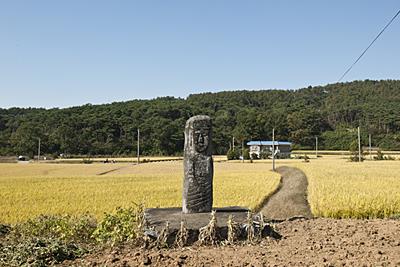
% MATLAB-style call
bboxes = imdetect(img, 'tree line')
[1,79,400,157]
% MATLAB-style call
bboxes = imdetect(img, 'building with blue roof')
[247,140,292,159]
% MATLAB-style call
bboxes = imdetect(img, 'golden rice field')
[211,155,400,219]
[1,155,400,224]
[288,156,400,218]
[0,161,279,224]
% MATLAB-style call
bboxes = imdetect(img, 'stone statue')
[182,115,213,213]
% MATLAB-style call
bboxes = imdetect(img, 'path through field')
[261,166,313,220]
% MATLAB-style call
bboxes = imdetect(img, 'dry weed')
[174,220,189,247]
[198,210,217,245]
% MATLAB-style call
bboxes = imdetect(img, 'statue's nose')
[199,134,204,142]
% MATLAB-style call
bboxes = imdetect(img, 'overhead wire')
[338,8,400,82]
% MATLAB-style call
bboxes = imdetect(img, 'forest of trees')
[1,80,400,157]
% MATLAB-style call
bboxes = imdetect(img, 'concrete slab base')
[146,206,249,229]
[144,207,280,245]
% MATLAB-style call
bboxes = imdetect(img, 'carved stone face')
[185,116,212,156]
[193,127,209,153]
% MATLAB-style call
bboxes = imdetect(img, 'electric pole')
[369,134,372,160]
[272,128,275,171]
[37,138,41,162]
[137,129,140,164]
[358,127,361,162]
[241,140,244,163]
[232,136,235,150]
[315,136,318,158]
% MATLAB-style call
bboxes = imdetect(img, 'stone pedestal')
[145,207,251,245]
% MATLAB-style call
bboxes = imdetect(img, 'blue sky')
[0,1,399,108]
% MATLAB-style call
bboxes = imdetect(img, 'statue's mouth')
[196,143,207,151]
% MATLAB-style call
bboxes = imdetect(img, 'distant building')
[18,155,27,161]
[247,141,292,159]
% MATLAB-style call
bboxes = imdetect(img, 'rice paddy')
[1,154,400,223]
[0,160,279,223]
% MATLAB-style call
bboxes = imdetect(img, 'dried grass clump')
[156,221,170,248]
[245,211,255,243]
[198,210,217,245]
[175,220,189,248]
[256,212,265,240]
[226,215,240,244]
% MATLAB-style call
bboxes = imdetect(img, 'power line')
[339,8,400,82]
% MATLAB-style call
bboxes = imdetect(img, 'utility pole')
[241,140,244,163]
[315,136,318,158]
[272,128,275,171]
[37,138,41,162]
[137,129,140,164]
[358,127,361,162]
[232,136,235,150]
[368,134,372,160]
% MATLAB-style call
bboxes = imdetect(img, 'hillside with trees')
[1,80,400,157]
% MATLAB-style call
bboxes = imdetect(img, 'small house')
[18,155,27,161]
[247,141,292,159]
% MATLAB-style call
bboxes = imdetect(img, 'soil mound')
[261,166,312,220]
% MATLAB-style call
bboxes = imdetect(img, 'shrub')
[242,148,250,160]
[0,206,148,266]
[9,214,97,244]
[92,204,145,246]
[259,151,270,159]
[374,149,396,160]
[251,153,259,160]
[0,237,86,266]
[227,149,240,160]
[1,214,97,266]
[349,140,364,162]
[374,149,385,160]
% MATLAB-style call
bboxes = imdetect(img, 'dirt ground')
[64,218,400,266]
